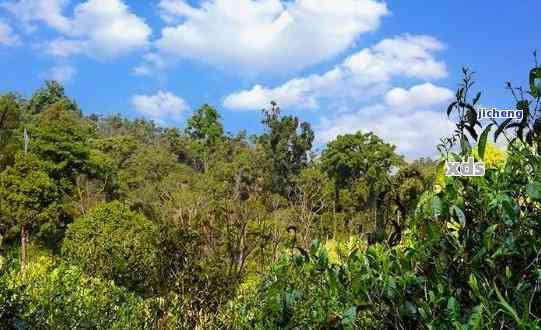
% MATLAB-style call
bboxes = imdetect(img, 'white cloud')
[131,91,189,122]
[3,0,151,58]
[224,35,447,111]
[316,103,455,160]
[155,0,389,73]
[133,53,167,76]
[343,34,447,81]
[0,20,20,46]
[384,83,454,112]
[1,0,70,31]
[45,64,77,83]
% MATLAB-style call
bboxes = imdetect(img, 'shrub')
[0,256,158,329]
[62,201,161,295]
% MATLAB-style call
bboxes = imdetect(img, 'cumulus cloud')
[316,103,455,160]
[155,0,389,73]
[1,0,70,31]
[0,20,20,46]
[133,53,168,76]
[3,0,151,58]
[384,83,454,112]
[46,64,77,83]
[131,91,189,122]
[224,35,447,111]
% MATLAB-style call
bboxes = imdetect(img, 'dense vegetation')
[0,59,541,329]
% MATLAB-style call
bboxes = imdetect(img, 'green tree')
[28,103,97,190]
[0,153,60,269]
[321,132,403,241]
[118,144,181,221]
[258,101,314,195]
[62,201,161,295]
[0,93,23,169]
[185,104,225,172]
[27,80,79,115]
[186,104,224,143]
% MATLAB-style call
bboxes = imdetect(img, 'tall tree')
[185,104,224,143]
[321,132,403,240]
[27,81,79,115]
[0,153,60,269]
[28,103,96,189]
[258,101,314,195]
[185,104,225,171]
[0,93,23,169]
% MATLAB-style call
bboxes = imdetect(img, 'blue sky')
[0,0,539,159]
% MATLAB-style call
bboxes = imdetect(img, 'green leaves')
[526,182,541,201]
[62,202,161,294]
[477,124,493,160]
[494,118,513,142]
[450,205,466,226]
[529,67,541,97]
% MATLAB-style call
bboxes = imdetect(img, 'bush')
[221,240,424,329]
[0,256,158,329]
[62,201,161,295]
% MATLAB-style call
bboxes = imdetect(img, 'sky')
[0,0,539,159]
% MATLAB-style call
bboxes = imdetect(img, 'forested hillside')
[1,61,541,329]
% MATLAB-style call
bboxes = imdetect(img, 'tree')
[118,144,181,221]
[185,104,225,172]
[321,132,403,241]
[27,81,79,115]
[0,153,60,269]
[0,93,23,169]
[186,104,224,142]
[258,101,314,195]
[62,201,161,295]
[382,165,426,246]
[28,103,97,189]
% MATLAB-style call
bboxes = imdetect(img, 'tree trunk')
[21,224,28,272]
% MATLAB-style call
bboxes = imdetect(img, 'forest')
[0,60,541,329]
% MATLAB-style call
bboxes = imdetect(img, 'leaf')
[295,247,310,262]
[328,268,339,292]
[494,118,513,142]
[527,182,541,201]
[526,130,534,145]
[530,68,541,97]
[472,92,482,106]
[446,297,460,322]
[464,125,478,141]
[450,205,466,226]
[534,118,541,136]
[478,124,493,160]
[341,306,357,326]
[456,88,464,101]
[447,101,458,117]
[494,284,521,325]
[431,196,444,219]
[465,104,478,127]
[460,134,471,155]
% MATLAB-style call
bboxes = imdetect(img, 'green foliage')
[258,101,314,195]
[186,104,224,143]
[3,59,541,329]
[0,93,23,169]
[62,202,161,295]
[222,241,423,329]
[0,256,158,329]
[28,104,97,189]
[27,80,80,115]
[0,152,61,244]
[223,63,541,329]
